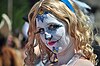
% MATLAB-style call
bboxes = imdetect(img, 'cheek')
[56,27,66,36]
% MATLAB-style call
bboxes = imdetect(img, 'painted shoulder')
[74,59,94,66]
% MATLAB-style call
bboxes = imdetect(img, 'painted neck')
[57,40,75,65]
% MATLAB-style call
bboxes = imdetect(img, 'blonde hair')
[25,0,97,66]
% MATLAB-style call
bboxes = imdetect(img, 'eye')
[35,28,45,34]
[39,28,45,34]
[48,24,62,30]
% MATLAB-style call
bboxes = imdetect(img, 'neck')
[57,41,75,65]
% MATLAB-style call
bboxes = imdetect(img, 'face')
[36,12,70,53]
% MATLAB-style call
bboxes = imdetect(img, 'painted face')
[36,12,70,53]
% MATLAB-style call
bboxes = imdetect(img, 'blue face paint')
[61,0,75,13]
[53,47,59,53]
[37,11,49,22]
[36,13,70,54]
[37,14,47,22]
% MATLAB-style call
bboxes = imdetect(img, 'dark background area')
[0,0,39,31]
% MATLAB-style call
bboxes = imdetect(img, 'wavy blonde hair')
[24,0,97,66]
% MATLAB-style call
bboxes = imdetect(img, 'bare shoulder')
[74,59,94,66]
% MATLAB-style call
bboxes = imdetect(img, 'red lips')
[48,41,57,45]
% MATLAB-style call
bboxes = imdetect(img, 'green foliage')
[0,0,30,32]
[13,0,30,31]
[0,0,7,21]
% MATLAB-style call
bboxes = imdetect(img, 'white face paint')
[36,13,70,53]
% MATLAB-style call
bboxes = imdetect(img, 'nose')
[45,32,53,40]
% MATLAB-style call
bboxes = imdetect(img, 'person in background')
[0,32,23,66]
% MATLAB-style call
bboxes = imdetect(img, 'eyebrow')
[47,21,63,25]
[47,23,56,25]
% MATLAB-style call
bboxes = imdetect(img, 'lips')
[47,35,62,46]
[48,41,57,45]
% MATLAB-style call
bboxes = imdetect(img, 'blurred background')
[0,0,100,66]
[81,0,100,43]
[0,0,37,34]
[0,0,38,66]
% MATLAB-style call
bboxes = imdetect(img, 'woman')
[24,0,97,66]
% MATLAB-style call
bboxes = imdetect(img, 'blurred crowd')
[0,33,24,66]
[0,13,27,66]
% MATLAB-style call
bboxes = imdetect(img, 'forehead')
[36,13,64,27]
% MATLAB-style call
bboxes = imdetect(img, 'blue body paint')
[37,11,49,22]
